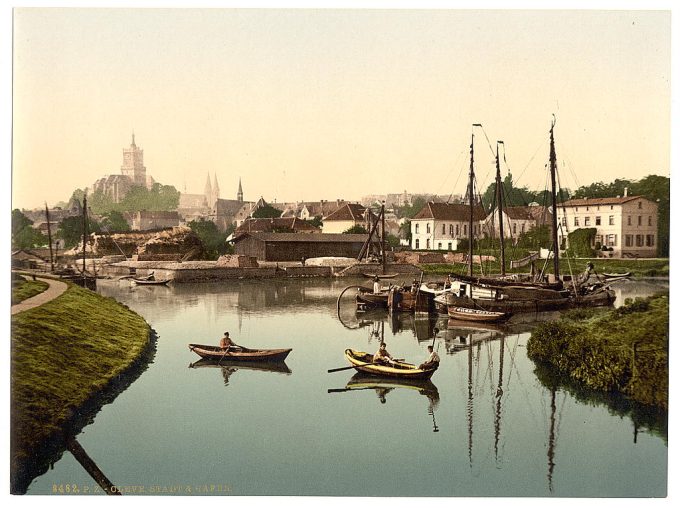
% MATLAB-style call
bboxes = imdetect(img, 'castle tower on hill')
[121,133,147,187]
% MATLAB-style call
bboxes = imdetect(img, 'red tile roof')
[560,196,642,207]
[235,217,320,234]
[232,233,369,243]
[324,203,368,221]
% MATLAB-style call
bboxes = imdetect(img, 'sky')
[10,5,673,210]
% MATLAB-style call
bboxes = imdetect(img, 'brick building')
[232,232,369,261]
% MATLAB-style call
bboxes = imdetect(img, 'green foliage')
[11,283,151,464]
[188,219,230,259]
[309,216,323,228]
[566,227,596,257]
[89,184,180,214]
[251,203,283,219]
[527,295,668,409]
[399,219,411,242]
[517,224,551,249]
[386,234,401,248]
[11,210,48,249]
[482,173,570,210]
[395,196,427,219]
[100,211,130,232]
[11,279,49,305]
[56,216,101,249]
[343,225,368,234]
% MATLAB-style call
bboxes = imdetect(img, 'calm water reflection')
[27,277,667,496]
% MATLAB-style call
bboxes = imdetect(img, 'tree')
[100,211,130,232]
[252,204,283,219]
[188,219,230,260]
[56,216,101,249]
[396,197,427,219]
[309,216,323,228]
[343,225,368,234]
[11,209,47,249]
[399,219,412,243]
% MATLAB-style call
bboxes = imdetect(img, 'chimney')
[623,187,628,197]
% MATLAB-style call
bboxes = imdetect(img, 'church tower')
[204,173,213,207]
[121,133,147,187]
[237,178,243,202]
[213,173,220,204]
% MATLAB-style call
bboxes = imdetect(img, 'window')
[610,206,614,210]
[638,216,642,226]
[448,242,452,250]
[595,216,601,226]
[607,234,617,247]
[426,239,430,249]
[521,224,525,234]
[561,216,567,226]
[627,216,631,226]
[456,224,460,236]
[584,217,590,226]
[638,201,642,209]
[415,239,420,249]
[438,242,442,249]
[415,223,419,234]
[449,224,454,236]
[646,235,655,247]
[426,223,430,234]
[442,224,446,235]
[625,235,633,247]
[609,216,615,225]
[513,223,517,234]
[463,224,468,236]
[574,217,579,226]
[648,216,653,226]
[635,235,644,247]
[575,207,579,212]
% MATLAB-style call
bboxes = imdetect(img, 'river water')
[27,277,668,497]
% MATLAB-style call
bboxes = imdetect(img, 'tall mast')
[468,130,476,277]
[82,192,88,275]
[381,201,386,274]
[549,118,560,279]
[495,141,506,276]
[45,202,54,272]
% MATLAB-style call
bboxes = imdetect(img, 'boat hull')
[188,344,292,362]
[447,306,510,322]
[132,278,170,285]
[344,349,437,380]
[356,290,389,311]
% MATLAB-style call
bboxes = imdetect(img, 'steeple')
[131,131,136,147]
[204,173,213,207]
[213,173,220,202]
[237,178,243,202]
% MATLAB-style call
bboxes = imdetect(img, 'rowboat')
[356,287,389,311]
[447,306,510,323]
[132,278,170,285]
[188,344,292,362]
[189,358,292,374]
[362,273,398,279]
[343,349,438,380]
[603,272,631,279]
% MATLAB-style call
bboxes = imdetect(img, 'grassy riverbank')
[11,278,49,304]
[526,294,668,410]
[420,256,669,277]
[10,282,152,480]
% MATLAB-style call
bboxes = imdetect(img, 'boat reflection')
[328,373,440,432]
[338,308,445,342]
[188,358,292,386]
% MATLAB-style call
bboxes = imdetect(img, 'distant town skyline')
[12,8,671,210]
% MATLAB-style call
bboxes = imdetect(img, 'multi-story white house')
[556,193,658,257]
[410,202,486,251]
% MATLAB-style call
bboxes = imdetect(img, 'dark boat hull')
[356,290,389,311]
[188,344,292,362]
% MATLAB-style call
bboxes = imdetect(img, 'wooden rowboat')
[132,278,170,285]
[603,272,631,279]
[362,273,398,279]
[188,344,292,362]
[447,306,510,322]
[344,349,437,380]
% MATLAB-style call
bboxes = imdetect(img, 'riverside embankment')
[10,277,155,494]
[526,294,668,410]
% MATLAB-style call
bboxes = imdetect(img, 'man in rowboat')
[419,345,440,370]
[219,332,243,351]
[373,342,394,365]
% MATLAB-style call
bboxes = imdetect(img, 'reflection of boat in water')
[344,349,438,380]
[188,344,292,362]
[362,273,398,279]
[189,358,292,374]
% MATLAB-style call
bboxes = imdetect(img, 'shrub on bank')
[527,294,668,409]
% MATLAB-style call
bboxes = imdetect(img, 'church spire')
[204,173,213,206]
[237,177,243,202]
[131,131,136,147]
[213,173,220,202]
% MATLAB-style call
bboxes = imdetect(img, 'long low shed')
[232,232,371,261]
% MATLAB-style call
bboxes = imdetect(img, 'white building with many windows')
[555,194,658,257]
[410,202,486,251]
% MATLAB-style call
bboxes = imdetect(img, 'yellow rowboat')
[343,349,438,380]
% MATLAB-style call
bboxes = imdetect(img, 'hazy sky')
[12,7,671,209]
